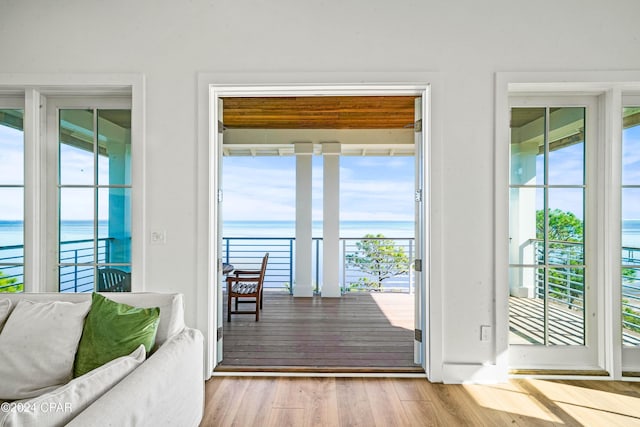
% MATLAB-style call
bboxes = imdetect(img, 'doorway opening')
[208,87,430,375]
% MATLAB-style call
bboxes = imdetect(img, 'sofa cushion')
[98,293,185,350]
[0,345,145,427]
[74,293,160,377]
[0,299,91,400]
[0,293,185,350]
[0,299,11,331]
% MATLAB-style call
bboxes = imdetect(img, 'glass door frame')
[622,94,640,373]
[204,83,433,378]
[0,97,26,292]
[508,95,604,370]
[45,96,133,293]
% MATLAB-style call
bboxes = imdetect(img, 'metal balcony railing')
[0,238,113,293]
[528,239,640,336]
[222,236,416,295]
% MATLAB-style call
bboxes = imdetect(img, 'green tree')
[536,209,584,307]
[0,269,21,293]
[345,234,409,291]
[537,210,640,332]
[536,209,583,242]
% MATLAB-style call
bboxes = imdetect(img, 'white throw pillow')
[0,299,91,400]
[0,345,145,427]
[0,299,11,331]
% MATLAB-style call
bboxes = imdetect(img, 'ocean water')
[1,219,639,252]
[2,220,640,292]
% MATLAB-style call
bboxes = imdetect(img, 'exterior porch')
[217,291,420,372]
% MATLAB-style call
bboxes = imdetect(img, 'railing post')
[74,249,79,293]
[342,239,346,294]
[225,238,230,264]
[105,239,111,264]
[315,238,320,294]
[289,239,293,295]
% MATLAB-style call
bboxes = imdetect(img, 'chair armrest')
[226,276,260,283]
[233,269,260,275]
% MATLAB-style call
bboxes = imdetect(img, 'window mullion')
[544,107,550,346]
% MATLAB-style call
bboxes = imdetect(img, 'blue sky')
[221,155,416,221]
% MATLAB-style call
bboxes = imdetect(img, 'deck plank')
[220,292,418,370]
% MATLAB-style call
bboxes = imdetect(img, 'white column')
[294,142,314,297]
[322,142,341,297]
[105,127,131,264]
[509,132,538,298]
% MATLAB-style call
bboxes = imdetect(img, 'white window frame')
[45,97,133,293]
[0,74,145,293]
[507,96,601,370]
[621,93,640,373]
[496,71,640,380]
[0,97,26,290]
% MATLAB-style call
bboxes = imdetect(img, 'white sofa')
[0,292,204,427]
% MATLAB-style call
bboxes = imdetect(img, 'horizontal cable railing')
[0,238,113,293]
[222,236,415,294]
[528,238,640,336]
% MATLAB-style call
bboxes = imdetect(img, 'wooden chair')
[97,268,131,292]
[227,253,269,321]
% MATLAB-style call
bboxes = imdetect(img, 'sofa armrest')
[66,327,204,427]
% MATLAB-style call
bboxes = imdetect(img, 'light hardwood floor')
[201,377,640,426]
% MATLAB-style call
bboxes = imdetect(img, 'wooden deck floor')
[509,297,640,346]
[218,292,419,372]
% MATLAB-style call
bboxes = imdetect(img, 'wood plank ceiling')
[221,96,417,129]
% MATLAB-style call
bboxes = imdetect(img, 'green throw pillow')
[74,293,160,377]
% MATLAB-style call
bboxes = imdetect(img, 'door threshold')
[214,365,425,375]
[509,369,609,376]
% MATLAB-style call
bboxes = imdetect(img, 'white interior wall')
[2,0,640,382]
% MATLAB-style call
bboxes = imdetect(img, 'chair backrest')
[97,268,131,292]
[258,252,269,284]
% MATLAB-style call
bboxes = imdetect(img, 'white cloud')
[221,156,415,221]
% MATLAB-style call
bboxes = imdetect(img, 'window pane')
[98,188,131,264]
[0,265,23,293]
[548,107,585,186]
[548,267,585,346]
[622,268,640,347]
[548,188,584,265]
[622,188,640,255]
[0,189,24,294]
[0,188,23,247]
[510,108,545,186]
[622,107,640,186]
[0,109,24,185]
[509,187,544,265]
[59,266,94,293]
[509,266,545,345]
[98,110,131,186]
[59,188,95,264]
[59,109,94,186]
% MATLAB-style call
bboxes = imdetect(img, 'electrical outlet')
[150,230,167,245]
[480,325,492,342]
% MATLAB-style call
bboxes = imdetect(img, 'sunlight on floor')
[370,292,414,330]
[465,380,640,426]
[464,383,563,423]
[529,379,640,425]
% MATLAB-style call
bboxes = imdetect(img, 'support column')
[294,142,314,297]
[509,133,538,298]
[322,142,341,297]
